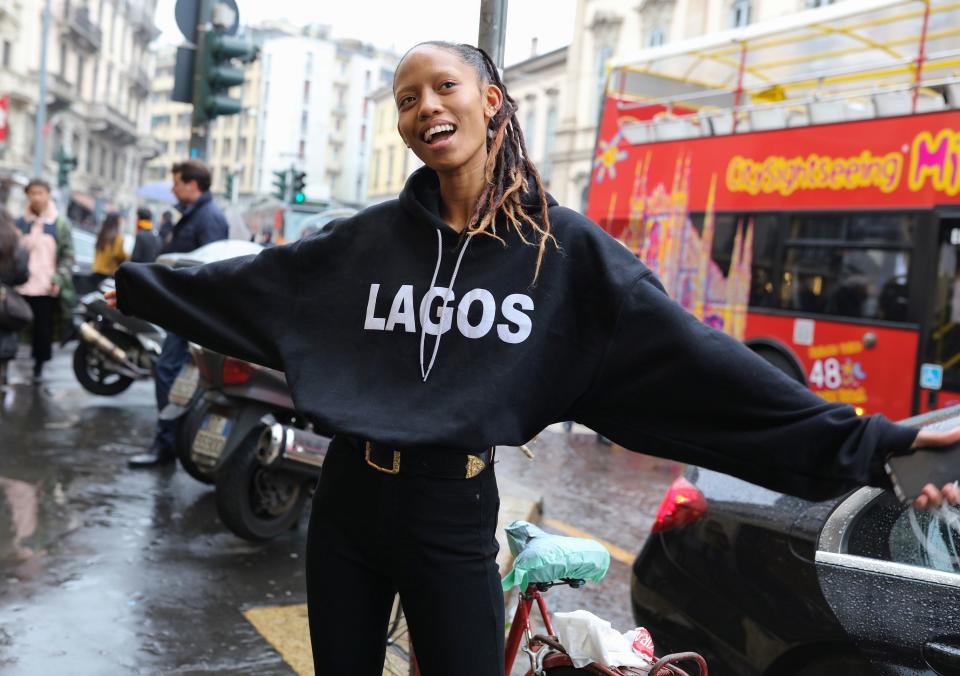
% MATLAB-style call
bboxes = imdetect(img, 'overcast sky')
[154,0,578,66]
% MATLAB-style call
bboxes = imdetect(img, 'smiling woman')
[393,42,555,281]
[111,39,956,676]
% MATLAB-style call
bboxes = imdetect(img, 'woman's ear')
[483,84,504,121]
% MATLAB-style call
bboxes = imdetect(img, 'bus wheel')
[748,342,807,385]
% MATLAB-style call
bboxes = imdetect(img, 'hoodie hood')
[398,166,558,238]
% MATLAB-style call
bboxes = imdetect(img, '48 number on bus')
[809,358,843,390]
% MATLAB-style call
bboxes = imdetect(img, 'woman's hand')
[909,426,960,509]
[104,289,117,309]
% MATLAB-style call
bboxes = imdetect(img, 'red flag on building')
[0,95,8,144]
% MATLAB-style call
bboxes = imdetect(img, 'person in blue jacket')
[127,160,228,467]
[111,43,960,674]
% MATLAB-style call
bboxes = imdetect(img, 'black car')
[631,406,960,675]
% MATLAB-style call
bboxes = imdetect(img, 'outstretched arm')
[112,241,300,371]
[572,272,939,504]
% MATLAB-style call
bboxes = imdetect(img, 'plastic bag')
[501,521,610,591]
[552,610,655,670]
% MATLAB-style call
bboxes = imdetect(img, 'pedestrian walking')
[110,43,960,675]
[15,178,75,383]
[131,207,161,263]
[126,160,228,468]
[91,213,128,287]
[0,209,30,388]
[158,210,174,248]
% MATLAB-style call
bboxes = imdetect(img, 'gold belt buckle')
[365,441,400,474]
[465,453,486,479]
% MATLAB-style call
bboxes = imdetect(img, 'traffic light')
[225,171,235,198]
[194,30,259,125]
[56,147,78,188]
[292,171,307,204]
[271,169,288,201]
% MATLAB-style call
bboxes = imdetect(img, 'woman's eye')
[398,96,414,108]
[439,81,455,90]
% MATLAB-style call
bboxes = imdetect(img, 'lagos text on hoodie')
[116,167,917,502]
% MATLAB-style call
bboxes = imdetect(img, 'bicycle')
[383,540,707,676]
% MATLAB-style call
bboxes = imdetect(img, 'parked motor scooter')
[184,344,330,541]
[72,279,162,395]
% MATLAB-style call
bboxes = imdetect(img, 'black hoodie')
[116,167,917,502]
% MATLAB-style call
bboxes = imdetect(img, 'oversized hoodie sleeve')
[114,242,300,371]
[572,271,918,502]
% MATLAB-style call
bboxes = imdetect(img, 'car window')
[72,230,95,263]
[843,490,960,576]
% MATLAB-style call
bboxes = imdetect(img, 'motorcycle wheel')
[215,430,311,542]
[72,332,136,395]
[175,395,215,485]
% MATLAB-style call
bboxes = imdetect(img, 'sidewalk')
[242,479,544,676]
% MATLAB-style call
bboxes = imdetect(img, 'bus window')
[929,218,960,393]
[780,247,911,322]
[708,213,779,309]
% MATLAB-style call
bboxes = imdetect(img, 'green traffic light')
[294,192,306,204]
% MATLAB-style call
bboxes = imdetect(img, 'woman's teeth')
[423,124,455,143]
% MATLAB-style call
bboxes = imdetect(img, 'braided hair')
[403,42,557,283]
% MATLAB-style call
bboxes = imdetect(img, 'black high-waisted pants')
[305,436,504,675]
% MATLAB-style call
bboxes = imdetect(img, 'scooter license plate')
[192,414,232,461]
[169,365,199,406]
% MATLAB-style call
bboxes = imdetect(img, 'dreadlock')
[406,42,557,284]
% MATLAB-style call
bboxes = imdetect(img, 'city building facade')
[551,0,841,210]
[0,0,160,226]
[254,34,396,206]
[365,84,421,203]
[504,44,567,193]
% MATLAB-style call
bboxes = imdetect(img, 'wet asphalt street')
[0,345,681,674]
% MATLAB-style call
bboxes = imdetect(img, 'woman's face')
[393,45,502,175]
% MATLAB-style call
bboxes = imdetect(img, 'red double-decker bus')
[587,0,960,419]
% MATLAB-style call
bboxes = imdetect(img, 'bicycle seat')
[502,521,611,592]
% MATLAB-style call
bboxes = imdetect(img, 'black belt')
[354,438,492,479]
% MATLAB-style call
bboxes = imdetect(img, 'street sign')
[176,0,239,41]
[920,363,944,391]
[0,94,8,145]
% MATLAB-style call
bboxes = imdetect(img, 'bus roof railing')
[617,73,960,144]
[605,0,960,139]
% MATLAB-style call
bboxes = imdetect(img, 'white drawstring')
[419,230,472,382]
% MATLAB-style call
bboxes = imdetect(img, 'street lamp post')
[32,0,52,177]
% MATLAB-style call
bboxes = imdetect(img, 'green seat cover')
[501,521,610,591]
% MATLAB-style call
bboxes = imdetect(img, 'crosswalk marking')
[542,517,636,566]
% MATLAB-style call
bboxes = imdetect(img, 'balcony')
[64,6,102,54]
[87,102,137,145]
[129,66,150,98]
[130,5,161,42]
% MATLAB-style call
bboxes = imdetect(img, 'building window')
[524,109,536,157]
[299,140,306,159]
[301,110,309,135]
[595,45,613,120]
[238,137,247,159]
[542,105,557,182]
[806,0,835,6]
[731,0,751,27]
[76,55,85,94]
[387,147,395,181]
[86,140,94,172]
[175,140,187,155]
[59,43,68,78]
[2,41,10,68]
[223,139,232,159]
[303,80,310,103]
[305,52,313,75]
[372,150,380,189]
[648,26,666,47]
[177,113,191,127]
